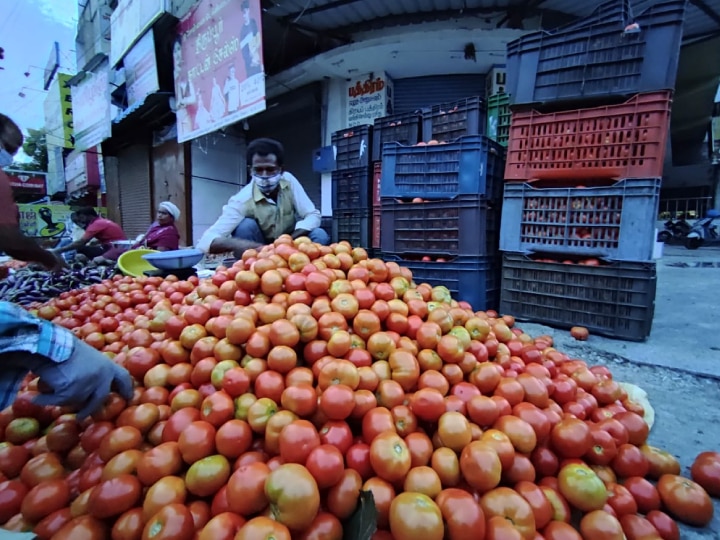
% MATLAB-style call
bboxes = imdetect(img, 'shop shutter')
[117,144,152,240]
[392,74,487,113]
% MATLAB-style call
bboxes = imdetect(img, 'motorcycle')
[685,209,720,249]
[657,217,691,243]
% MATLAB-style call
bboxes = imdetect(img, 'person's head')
[70,212,84,228]
[74,207,99,227]
[248,138,284,195]
[172,37,183,72]
[157,201,180,226]
[0,113,23,168]
[242,1,250,23]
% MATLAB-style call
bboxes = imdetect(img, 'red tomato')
[436,488,485,540]
[278,420,321,465]
[265,464,320,531]
[550,418,592,458]
[235,516,291,540]
[389,492,444,540]
[369,431,412,483]
[87,474,142,519]
[20,478,70,522]
[305,444,344,489]
[111,508,145,540]
[645,510,680,540]
[226,462,271,516]
[619,514,661,540]
[34,508,74,540]
[52,515,109,540]
[515,481,553,530]
[656,474,714,528]
[605,482,638,517]
[136,442,183,486]
[198,512,247,540]
[690,451,720,497]
[623,476,661,514]
[326,469,362,520]
[142,503,195,540]
[579,510,624,540]
[480,487,536,540]
[0,479,28,524]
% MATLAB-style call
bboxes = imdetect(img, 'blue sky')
[0,0,77,134]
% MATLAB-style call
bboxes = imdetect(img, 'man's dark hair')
[248,138,284,165]
[75,207,98,219]
[0,113,23,155]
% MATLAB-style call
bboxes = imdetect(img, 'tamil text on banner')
[17,204,106,240]
[174,0,266,143]
[110,0,167,66]
[72,63,112,152]
[347,72,394,128]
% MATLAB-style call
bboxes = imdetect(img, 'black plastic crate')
[500,179,661,261]
[382,253,501,311]
[500,253,656,341]
[506,0,687,106]
[423,96,486,143]
[380,135,505,200]
[372,112,422,161]
[332,125,373,170]
[332,208,371,248]
[380,195,499,257]
[332,167,372,211]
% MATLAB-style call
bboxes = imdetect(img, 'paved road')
[508,244,720,538]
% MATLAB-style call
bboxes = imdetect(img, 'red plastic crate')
[505,92,672,181]
[372,162,382,207]
[372,206,381,249]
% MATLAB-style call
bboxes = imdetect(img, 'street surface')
[513,245,720,539]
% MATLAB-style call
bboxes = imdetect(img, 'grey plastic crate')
[500,253,656,341]
[500,179,660,261]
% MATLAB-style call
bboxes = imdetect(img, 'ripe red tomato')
[369,431,411,483]
[235,516,291,540]
[87,474,142,519]
[178,421,217,464]
[623,476,661,514]
[0,479,28,524]
[52,515,109,540]
[226,462,271,515]
[640,445,681,479]
[605,482,638,517]
[550,418,592,458]
[305,444,344,489]
[326,469,362,520]
[656,474,714,528]
[198,512,246,540]
[278,419,321,465]
[480,487,536,540]
[111,508,145,540]
[141,503,195,540]
[619,514,661,540]
[33,508,73,540]
[579,510,624,540]
[436,488,485,540]
[0,442,31,478]
[143,476,187,521]
[136,442,183,486]
[690,451,720,497]
[611,444,649,479]
[514,481,553,530]
[645,510,680,540]
[319,421,354,455]
[185,454,231,497]
[459,440,502,493]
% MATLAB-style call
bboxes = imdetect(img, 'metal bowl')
[141,248,204,270]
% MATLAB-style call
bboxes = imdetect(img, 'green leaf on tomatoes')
[344,490,378,540]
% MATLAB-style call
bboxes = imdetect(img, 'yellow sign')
[17,204,106,239]
[58,73,75,149]
[43,73,75,149]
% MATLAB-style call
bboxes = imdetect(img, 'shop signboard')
[174,0,266,143]
[5,173,47,196]
[16,204,106,240]
[124,30,160,107]
[43,73,74,150]
[110,0,167,66]
[346,72,394,128]
[71,63,112,152]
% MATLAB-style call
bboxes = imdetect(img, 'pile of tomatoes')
[1,236,718,540]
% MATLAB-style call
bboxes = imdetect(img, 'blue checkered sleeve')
[0,300,75,368]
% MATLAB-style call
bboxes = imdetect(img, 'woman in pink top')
[54,207,126,259]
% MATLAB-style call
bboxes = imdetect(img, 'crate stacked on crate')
[499,0,687,341]
[330,125,373,248]
[379,132,506,311]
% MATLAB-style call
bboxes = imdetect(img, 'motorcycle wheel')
[685,237,703,250]
[657,231,672,243]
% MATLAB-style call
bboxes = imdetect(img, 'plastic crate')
[332,125,373,170]
[506,0,687,106]
[423,97,486,143]
[504,92,672,181]
[380,135,505,200]
[372,206,381,249]
[500,253,656,341]
[500,178,660,260]
[487,94,510,147]
[372,112,422,161]
[380,195,499,257]
[372,162,382,207]
[382,253,501,311]
[332,167,372,211]
[332,208,371,248]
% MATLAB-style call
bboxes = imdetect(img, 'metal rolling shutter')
[392,74,487,113]
[117,144,152,239]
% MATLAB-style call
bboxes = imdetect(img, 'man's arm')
[0,226,61,269]
[53,235,90,254]
[196,190,260,255]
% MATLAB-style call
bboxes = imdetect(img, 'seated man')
[54,207,126,260]
[196,137,329,256]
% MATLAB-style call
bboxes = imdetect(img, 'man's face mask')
[0,147,13,168]
[253,170,281,195]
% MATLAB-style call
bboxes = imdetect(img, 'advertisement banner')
[110,0,167,66]
[43,73,74,150]
[16,204,106,240]
[346,72,394,128]
[124,30,160,107]
[72,63,112,152]
[174,0,266,143]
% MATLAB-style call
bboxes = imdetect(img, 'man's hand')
[292,229,310,240]
[43,251,68,272]
[209,237,262,257]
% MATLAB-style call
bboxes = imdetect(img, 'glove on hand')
[27,339,133,419]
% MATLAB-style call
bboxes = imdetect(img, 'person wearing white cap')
[93,201,181,264]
